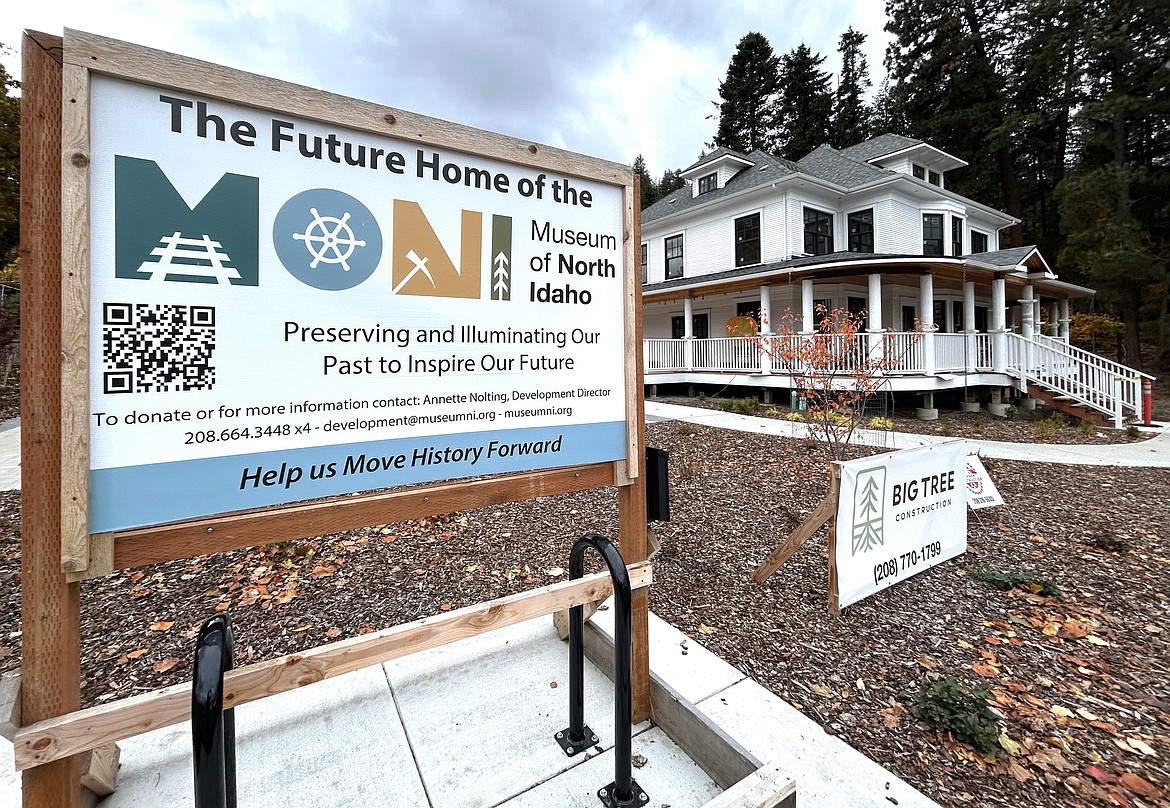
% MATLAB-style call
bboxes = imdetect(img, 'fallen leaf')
[1119,772,1161,800]
[325,627,342,638]
[1084,764,1118,785]
[148,621,174,632]
[697,624,715,635]
[311,564,337,579]
[439,603,452,611]
[1126,738,1157,757]
[917,655,938,670]
[879,704,905,728]
[1084,635,1111,646]
[810,683,833,698]
[126,648,149,659]
[1007,761,1032,782]
[999,734,1021,755]
[1091,721,1120,735]
[545,567,565,577]
[973,663,999,678]
[290,624,313,632]
[152,658,181,673]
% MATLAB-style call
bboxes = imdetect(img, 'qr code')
[101,303,216,394]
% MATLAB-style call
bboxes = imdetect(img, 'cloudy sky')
[3,0,890,174]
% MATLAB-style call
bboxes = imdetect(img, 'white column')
[1020,284,1035,339]
[683,296,694,371]
[963,280,977,371]
[759,284,772,374]
[919,273,935,375]
[801,278,815,334]
[1048,302,1059,337]
[991,276,1007,374]
[867,273,884,362]
[1059,299,1071,341]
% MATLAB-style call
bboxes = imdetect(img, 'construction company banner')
[87,75,627,531]
[965,455,1004,510]
[834,440,968,609]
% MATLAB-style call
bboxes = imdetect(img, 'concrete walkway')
[646,401,1170,468]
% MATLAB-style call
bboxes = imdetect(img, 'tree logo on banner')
[114,156,259,286]
[852,466,886,555]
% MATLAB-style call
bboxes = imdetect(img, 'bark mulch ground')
[1,391,1168,806]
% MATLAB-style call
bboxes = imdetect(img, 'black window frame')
[803,207,834,255]
[664,234,684,279]
[970,231,988,254]
[952,300,965,332]
[901,305,917,332]
[697,172,717,195]
[952,217,964,256]
[671,313,709,339]
[734,212,761,267]
[928,170,941,186]
[640,242,648,284]
[912,164,926,180]
[922,213,944,256]
[933,300,947,332]
[847,209,874,253]
[813,298,833,329]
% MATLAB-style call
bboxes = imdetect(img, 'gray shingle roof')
[796,144,891,188]
[968,246,1038,267]
[642,148,798,224]
[839,133,924,163]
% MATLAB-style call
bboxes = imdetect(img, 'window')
[640,243,647,284]
[933,301,947,332]
[803,208,834,255]
[847,296,867,320]
[952,301,964,332]
[974,306,989,332]
[814,298,832,329]
[902,305,917,332]
[922,214,944,256]
[671,313,708,339]
[698,172,717,195]
[734,213,761,266]
[971,231,988,254]
[847,209,874,253]
[912,164,925,180]
[736,301,759,319]
[952,217,964,256]
[665,234,683,279]
[928,170,941,186]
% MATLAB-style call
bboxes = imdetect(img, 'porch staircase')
[1006,333,1152,428]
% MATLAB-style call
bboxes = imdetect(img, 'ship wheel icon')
[293,208,366,271]
[274,189,382,290]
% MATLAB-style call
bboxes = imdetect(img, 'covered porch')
[642,251,1151,426]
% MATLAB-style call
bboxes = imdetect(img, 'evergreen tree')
[884,0,1023,244]
[657,169,687,199]
[1054,0,1169,368]
[712,32,781,153]
[831,28,872,148]
[0,46,19,267]
[775,44,833,160]
[632,154,656,210]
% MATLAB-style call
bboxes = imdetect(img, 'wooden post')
[619,176,650,724]
[20,31,84,808]
[826,465,843,615]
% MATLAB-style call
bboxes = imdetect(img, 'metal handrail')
[556,533,648,808]
[192,614,237,808]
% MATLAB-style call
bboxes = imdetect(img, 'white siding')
[884,198,921,254]
[686,218,732,277]
[761,197,787,263]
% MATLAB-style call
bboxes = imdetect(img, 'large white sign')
[86,76,628,532]
[834,441,967,609]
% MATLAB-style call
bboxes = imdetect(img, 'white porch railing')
[1004,333,1153,427]
[644,332,1152,426]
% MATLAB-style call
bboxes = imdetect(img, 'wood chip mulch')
[1,417,1168,807]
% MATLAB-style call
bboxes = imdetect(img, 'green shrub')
[967,565,1063,599]
[717,397,759,416]
[1078,419,1097,437]
[907,676,999,756]
[867,416,893,430]
[784,412,805,422]
[1126,424,1140,438]
[1033,415,1063,441]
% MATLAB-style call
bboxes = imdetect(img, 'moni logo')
[852,465,886,555]
[114,156,259,285]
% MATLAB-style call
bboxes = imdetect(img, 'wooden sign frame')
[18,29,650,807]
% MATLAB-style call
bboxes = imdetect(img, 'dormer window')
[912,164,926,180]
[928,170,941,186]
[698,173,717,195]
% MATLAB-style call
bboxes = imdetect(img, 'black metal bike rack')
[192,614,237,808]
[555,532,649,808]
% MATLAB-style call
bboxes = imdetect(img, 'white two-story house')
[640,134,1150,426]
